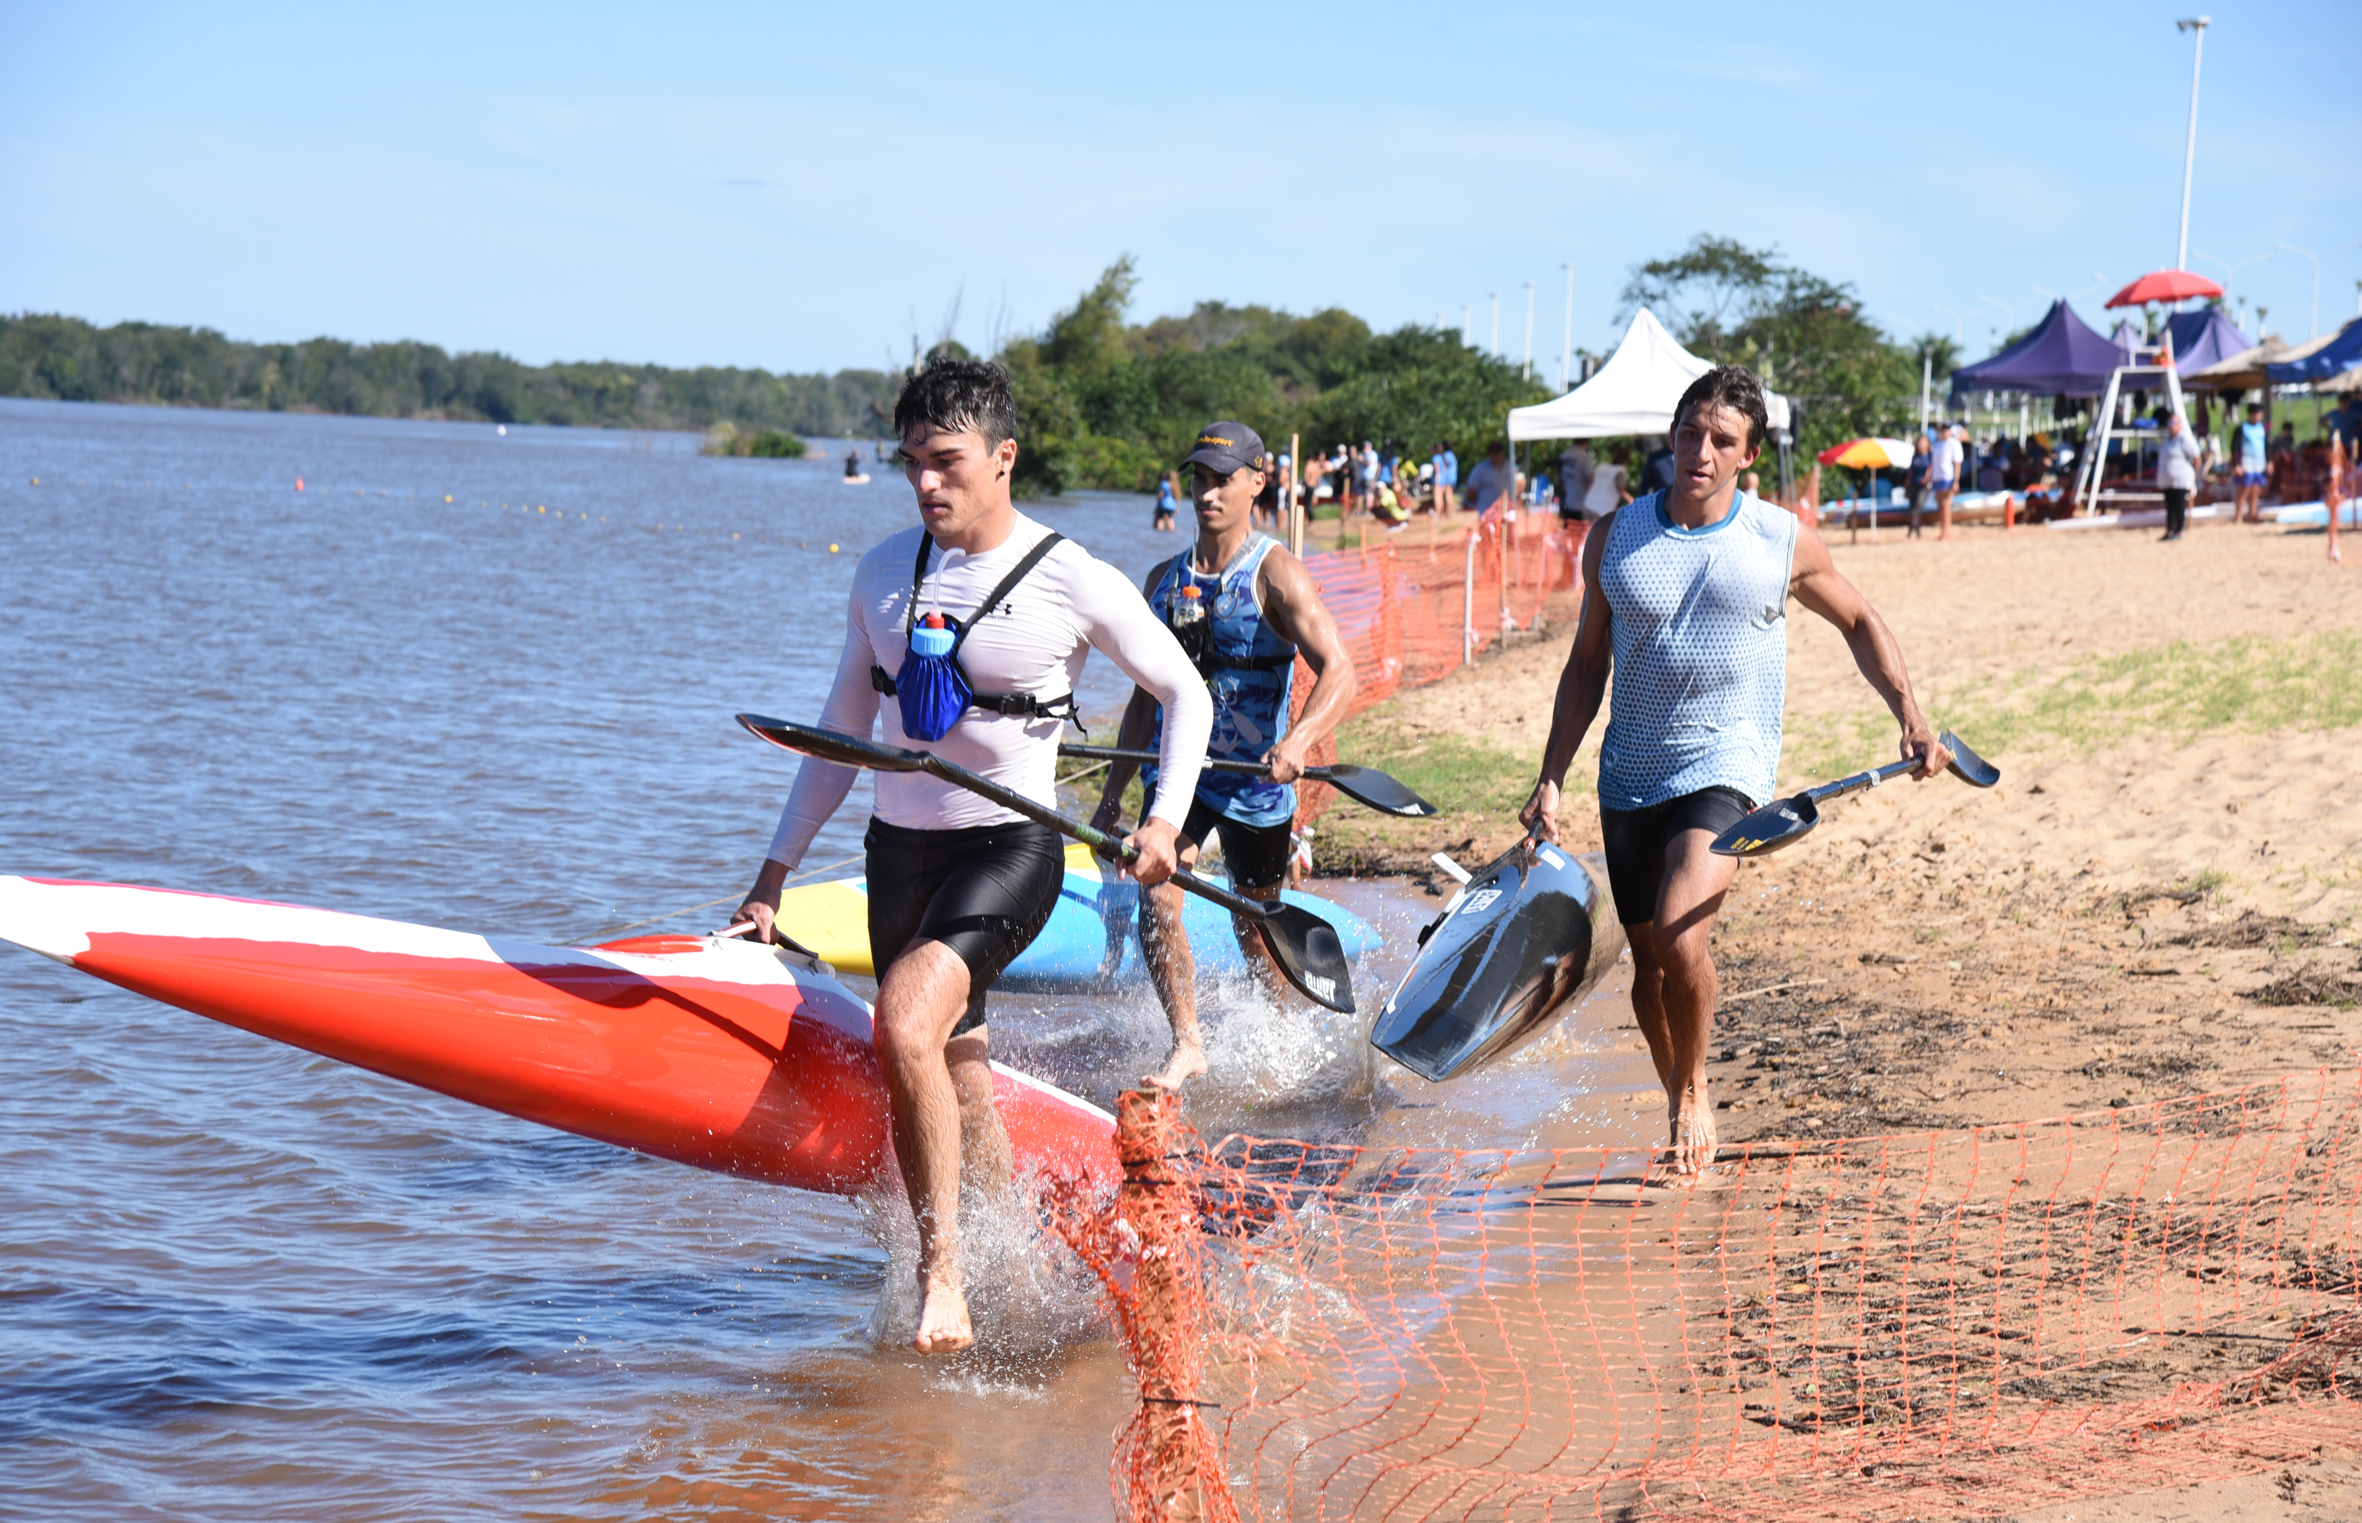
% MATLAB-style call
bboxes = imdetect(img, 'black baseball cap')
[1183,420,1267,474]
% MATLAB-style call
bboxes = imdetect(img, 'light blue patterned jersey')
[1596,490,1798,811]
[1144,534,1298,828]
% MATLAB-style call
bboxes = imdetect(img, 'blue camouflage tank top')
[1144,534,1298,828]
[1596,490,1798,811]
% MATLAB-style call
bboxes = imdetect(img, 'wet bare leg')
[1628,831,1739,1177]
[947,1028,1011,1199]
[1228,876,1290,1008]
[873,939,978,1353]
[1138,841,1207,1091]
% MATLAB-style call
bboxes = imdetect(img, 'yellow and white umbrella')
[1816,437,1917,540]
[1816,437,1915,470]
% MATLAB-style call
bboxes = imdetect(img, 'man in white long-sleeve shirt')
[731,361,1212,1354]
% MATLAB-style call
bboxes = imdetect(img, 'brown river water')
[0,399,1658,1520]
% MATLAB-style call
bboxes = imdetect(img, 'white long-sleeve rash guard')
[766,516,1213,868]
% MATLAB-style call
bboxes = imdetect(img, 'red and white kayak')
[0,876,1118,1197]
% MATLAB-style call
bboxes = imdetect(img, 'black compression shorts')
[862,816,1066,1038]
[1148,790,1294,889]
[1598,786,1755,927]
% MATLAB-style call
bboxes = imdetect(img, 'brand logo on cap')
[1198,434,1234,447]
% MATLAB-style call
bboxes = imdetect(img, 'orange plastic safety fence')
[1049,1069,2362,1521]
[1285,514,1583,828]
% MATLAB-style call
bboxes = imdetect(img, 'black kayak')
[1369,837,1625,1082]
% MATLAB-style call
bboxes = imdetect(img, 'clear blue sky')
[4,1,2355,379]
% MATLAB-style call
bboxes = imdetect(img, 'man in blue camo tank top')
[1522,367,1950,1177]
[1093,421,1360,1091]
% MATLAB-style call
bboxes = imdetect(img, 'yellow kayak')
[775,842,1380,988]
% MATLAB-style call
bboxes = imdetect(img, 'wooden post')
[2329,430,2346,566]
[1288,432,1303,556]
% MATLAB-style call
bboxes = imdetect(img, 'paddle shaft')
[1061,743,1341,785]
[1058,743,1436,818]
[1800,754,1921,808]
[911,753,1281,923]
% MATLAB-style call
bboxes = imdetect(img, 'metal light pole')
[1932,302,1965,351]
[2174,17,2209,272]
[1560,263,1574,392]
[2276,243,2322,337]
[1979,295,2017,347]
[2192,249,2271,306]
[1489,293,1500,357]
[1520,282,1535,380]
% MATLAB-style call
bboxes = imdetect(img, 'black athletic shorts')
[1598,786,1755,927]
[862,816,1066,1038]
[1147,789,1294,889]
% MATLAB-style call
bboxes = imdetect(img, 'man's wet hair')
[1672,365,1770,453]
[893,359,1019,448]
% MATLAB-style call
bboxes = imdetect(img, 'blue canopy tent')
[2266,316,2362,385]
[1950,300,2135,398]
[2164,308,2254,373]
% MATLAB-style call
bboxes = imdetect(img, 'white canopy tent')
[1506,307,1791,441]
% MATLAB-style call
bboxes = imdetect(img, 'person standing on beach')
[2235,403,2269,524]
[731,361,1211,1352]
[1433,442,1460,514]
[1929,423,1964,539]
[1464,440,1517,516]
[1904,432,1931,538]
[1558,441,1596,523]
[1092,420,1358,1091]
[2158,412,2202,542]
[1520,365,1949,1177]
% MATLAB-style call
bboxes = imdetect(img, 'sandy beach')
[1317,516,2362,1520]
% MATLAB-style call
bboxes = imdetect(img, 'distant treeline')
[0,314,899,437]
[994,257,1550,496]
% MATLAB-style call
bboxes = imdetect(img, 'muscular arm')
[1519,512,1617,842]
[1786,523,1951,778]
[1255,547,1358,783]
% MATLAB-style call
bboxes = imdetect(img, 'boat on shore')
[777,842,1381,988]
[0,876,1119,1197]
[1369,840,1622,1082]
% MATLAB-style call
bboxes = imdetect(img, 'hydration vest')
[869,531,1079,739]
[1146,534,1298,828]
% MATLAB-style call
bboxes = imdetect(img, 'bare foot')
[912,1274,974,1354]
[1668,1082,1716,1178]
[1141,1036,1207,1092]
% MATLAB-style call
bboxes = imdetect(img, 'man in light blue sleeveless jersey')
[1522,367,1950,1177]
[1093,420,1359,1091]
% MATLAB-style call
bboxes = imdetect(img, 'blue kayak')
[774,843,1381,990]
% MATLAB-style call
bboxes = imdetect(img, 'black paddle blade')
[1318,764,1440,818]
[1251,901,1356,1014]
[1710,793,1822,858]
[735,714,929,773]
[1941,730,2001,788]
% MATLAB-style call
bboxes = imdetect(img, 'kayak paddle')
[1709,730,2001,859]
[735,715,1356,1013]
[1056,743,1438,818]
